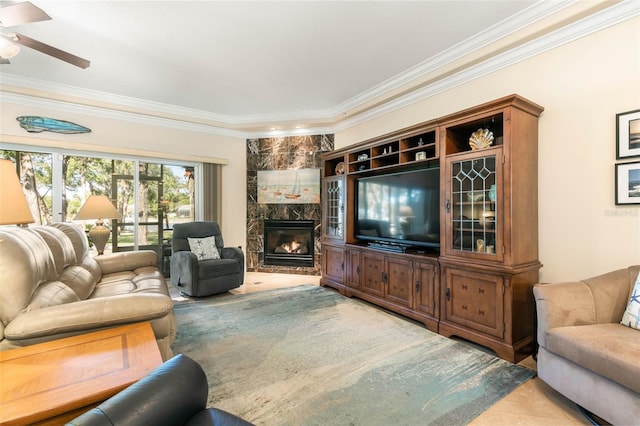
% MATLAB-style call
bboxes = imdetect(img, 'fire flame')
[281,241,301,253]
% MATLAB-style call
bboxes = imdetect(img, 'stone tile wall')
[246,134,333,274]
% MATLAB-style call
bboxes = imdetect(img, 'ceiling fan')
[0,1,90,68]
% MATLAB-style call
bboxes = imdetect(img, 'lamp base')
[88,223,111,255]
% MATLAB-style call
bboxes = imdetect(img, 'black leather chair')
[170,222,244,297]
[68,354,253,426]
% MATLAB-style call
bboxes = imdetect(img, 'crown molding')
[0,1,574,130]
[330,0,578,117]
[0,91,250,138]
[333,0,640,133]
[1,0,637,139]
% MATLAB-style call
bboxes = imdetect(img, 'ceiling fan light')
[0,38,20,59]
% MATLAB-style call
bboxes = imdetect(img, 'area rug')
[172,285,535,426]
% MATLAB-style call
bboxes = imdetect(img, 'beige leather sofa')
[0,223,176,360]
[534,266,640,425]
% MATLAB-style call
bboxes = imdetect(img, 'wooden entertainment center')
[320,95,544,363]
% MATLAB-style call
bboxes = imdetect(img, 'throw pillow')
[187,236,221,261]
[620,271,640,330]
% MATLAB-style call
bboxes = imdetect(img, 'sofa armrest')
[534,267,635,347]
[534,282,595,347]
[4,293,173,341]
[95,250,159,275]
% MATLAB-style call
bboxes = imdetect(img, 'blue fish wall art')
[16,116,91,134]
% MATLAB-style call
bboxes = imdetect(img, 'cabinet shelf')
[323,154,347,178]
[337,128,439,175]
[401,146,436,164]
[454,227,496,233]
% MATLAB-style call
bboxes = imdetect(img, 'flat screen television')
[355,167,440,250]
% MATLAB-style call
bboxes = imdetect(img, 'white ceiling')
[0,1,634,135]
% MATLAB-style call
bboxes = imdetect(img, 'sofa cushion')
[60,265,100,300]
[90,280,137,298]
[50,223,90,264]
[621,272,640,330]
[31,227,76,276]
[188,236,221,261]
[0,228,57,325]
[27,281,80,309]
[545,323,640,393]
[5,293,174,342]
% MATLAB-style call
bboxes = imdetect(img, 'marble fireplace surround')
[246,134,334,275]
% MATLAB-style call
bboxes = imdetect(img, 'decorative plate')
[467,192,485,202]
[469,128,494,150]
[335,162,345,175]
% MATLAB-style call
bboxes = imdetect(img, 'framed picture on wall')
[616,109,640,159]
[257,168,320,204]
[615,161,640,205]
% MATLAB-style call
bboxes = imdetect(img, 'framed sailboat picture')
[258,169,320,204]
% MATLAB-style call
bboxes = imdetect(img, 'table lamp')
[0,159,34,226]
[74,195,120,254]
[399,205,415,235]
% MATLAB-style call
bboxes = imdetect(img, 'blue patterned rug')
[172,285,535,425]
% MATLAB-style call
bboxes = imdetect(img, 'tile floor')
[172,271,592,425]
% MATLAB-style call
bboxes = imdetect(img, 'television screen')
[356,168,440,249]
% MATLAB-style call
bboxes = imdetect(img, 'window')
[1,150,53,225]
[1,147,202,263]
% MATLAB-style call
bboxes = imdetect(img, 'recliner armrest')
[221,247,244,266]
[170,251,199,289]
[68,354,208,425]
[68,354,254,426]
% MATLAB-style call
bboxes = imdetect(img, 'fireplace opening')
[264,220,314,267]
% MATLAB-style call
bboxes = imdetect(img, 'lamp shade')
[75,195,120,221]
[399,206,415,217]
[75,195,120,255]
[0,159,34,225]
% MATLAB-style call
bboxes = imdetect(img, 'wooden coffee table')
[0,322,163,425]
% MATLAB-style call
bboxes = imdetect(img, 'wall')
[336,17,640,282]
[246,135,333,274]
[0,100,248,250]
[2,17,637,282]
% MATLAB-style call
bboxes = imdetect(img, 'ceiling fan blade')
[12,32,90,68]
[0,1,51,27]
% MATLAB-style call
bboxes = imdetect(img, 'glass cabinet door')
[324,176,344,240]
[448,150,501,258]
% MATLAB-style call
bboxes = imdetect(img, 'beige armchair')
[533,266,640,424]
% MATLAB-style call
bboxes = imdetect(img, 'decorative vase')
[488,184,497,202]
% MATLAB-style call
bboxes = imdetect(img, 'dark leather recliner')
[170,222,244,297]
[68,354,253,426]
